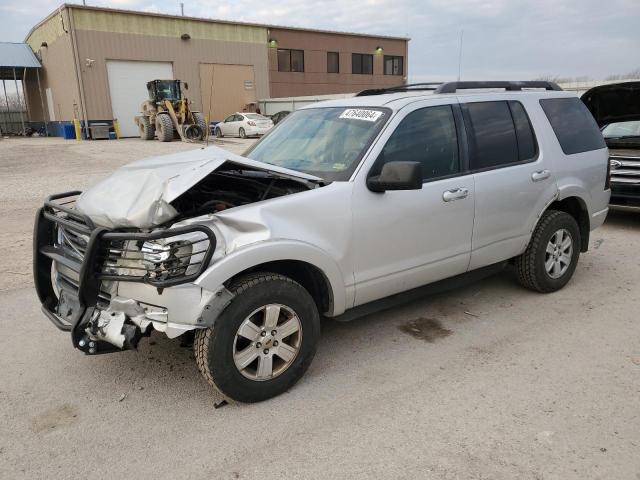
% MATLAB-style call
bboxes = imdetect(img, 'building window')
[327,52,339,73]
[277,49,304,72]
[352,53,373,75]
[384,55,403,75]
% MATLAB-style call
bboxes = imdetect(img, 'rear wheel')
[239,127,247,139]
[515,210,580,293]
[194,273,320,403]
[138,116,155,140]
[155,113,174,142]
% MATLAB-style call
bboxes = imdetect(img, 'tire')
[191,112,206,140]
[155,113,174,142]
[194,272,320,403]
[515,210,580,293]
[239,127,247,139]
[138,116,155,140]
[215,127,223,138]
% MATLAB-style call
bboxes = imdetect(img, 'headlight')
[98,228,214,285]
[141,239,193,280]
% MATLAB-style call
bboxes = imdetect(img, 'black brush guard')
[33,191,216,354]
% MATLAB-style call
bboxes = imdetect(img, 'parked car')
[34,81,610,403]
[269,110,291,125]
[214,112,273,138]
[582,81,640,211]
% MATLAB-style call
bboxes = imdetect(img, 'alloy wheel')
[545,228,573,279]
[232,304,302,381]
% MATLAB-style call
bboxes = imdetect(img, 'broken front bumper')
[33,191,217,355]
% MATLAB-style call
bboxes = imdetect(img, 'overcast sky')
[1,0,638,81]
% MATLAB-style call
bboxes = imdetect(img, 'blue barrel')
[63,124,76,140]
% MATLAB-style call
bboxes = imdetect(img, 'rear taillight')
[247,121,256,126]
[605,157,611,189]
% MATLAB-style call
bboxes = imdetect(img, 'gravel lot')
[0,137,639,479]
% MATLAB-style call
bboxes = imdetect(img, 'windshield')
[602,120,640,138]
[155,80,180,100]
[244,107,389,181]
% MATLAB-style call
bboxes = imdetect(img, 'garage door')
[106,60,173,137]
[199,64,256,123]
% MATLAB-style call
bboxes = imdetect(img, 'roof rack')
[355,82,442,97]
[435,81,562,93]
[356,80,563,97]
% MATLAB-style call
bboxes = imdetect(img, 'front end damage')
[34,148,321,355]
[34,191,233,354]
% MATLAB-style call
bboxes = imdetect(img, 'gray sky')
[1,0,639,81]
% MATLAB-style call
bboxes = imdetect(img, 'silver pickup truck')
[34,81,610,402]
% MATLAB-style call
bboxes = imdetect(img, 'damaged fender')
[195,239,348,316]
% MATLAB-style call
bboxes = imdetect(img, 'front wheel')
[515,210,580,293]
[194,273,320,403]
[155,113,174,142]
[239,127,247,139]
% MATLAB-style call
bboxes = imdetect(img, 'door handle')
[442,188,469,202]
[531,169,551,182]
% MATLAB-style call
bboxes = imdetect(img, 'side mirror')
[367,161,423,193]
[184,82,189,90]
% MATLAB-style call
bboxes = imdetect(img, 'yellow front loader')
[135,79,206,142]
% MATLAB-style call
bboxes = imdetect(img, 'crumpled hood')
[75,145,321,229]
[581,81,640,127]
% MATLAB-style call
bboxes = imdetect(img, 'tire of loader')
[184,124,204,141]
[138,116,155,140]
[192,112,206,140]
[155,113,174,142]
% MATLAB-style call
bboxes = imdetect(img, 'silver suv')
[34,81,610,402]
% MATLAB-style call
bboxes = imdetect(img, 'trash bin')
[62,124,76,140]
[89,123,110,140]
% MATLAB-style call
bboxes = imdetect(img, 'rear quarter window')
[540,97,606,154]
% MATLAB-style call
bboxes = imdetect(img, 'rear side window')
[540,97,606,154]
[378,105,459,181]
[464,101,519,170]
[509,101,537,161]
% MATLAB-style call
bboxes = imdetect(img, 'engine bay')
[170,162,317,219]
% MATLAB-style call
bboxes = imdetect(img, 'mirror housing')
[367,161,423,193]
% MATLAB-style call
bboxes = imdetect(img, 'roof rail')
[355,82,442,97]
[434,81,562,94]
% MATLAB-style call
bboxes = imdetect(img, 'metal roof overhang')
[0,42,41,80]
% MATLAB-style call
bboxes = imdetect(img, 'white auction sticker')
[339,109,383,122]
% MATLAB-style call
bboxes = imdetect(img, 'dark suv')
[582,81,640,211]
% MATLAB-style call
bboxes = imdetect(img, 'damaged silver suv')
[34,81,610,402]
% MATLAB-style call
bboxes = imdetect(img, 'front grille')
[58,225,89,260]
[610,155,640,185]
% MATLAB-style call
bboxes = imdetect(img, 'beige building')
[23,4,409,137]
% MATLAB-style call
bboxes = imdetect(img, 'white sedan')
[214,113,274,138]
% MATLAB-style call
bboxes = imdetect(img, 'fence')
[0,109,28,135]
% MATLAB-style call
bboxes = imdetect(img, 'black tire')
[515,210,580,293]
[239,127,246,139]
[138,116,155,140]
[194,273,320,403]
[155,113,174,142]
[215,127,223,138]
[191,112,206,140]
